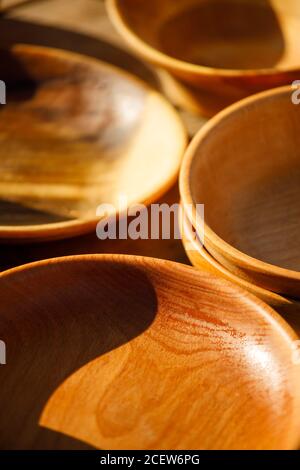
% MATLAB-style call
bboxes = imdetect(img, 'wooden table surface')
[0,0,208,271]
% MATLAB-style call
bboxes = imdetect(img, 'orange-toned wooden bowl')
[0,44,186,243]
[180,86,300,298]
[1,254,300,449]
[107,0,300,116]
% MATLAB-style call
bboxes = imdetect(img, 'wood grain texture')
[107,0,300,115]
[0,255,300,450]
[0,43,186,242]
[180,86,300,298]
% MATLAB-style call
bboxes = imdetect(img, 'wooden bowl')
[1,255,300,450]
[107,0,300,116]
[180,86,300,298]
[0,44,186,243]
[180,204,300,310]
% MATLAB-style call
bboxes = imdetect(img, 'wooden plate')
[0,44,186,242]
[0,255,299,449]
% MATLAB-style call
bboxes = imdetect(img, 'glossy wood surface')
[1,255,300,450]
[180,86,300,298]
[0,44,186,242]
[107,0,300,115]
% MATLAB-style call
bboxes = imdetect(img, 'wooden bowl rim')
[180,203,297,308]
[0,44,187,240]
[180,86,300,282]
[107,0,300,78]
[2,253,299,344]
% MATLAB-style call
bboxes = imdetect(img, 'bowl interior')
[0,45,184,231]
[0,256,299,449]
[189,89,300,271]
[117,0,300,71]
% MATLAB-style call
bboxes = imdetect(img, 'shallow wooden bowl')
[0,44,186,243]
[107,0,300,115]
[180,86,300,298]
[1,255,300,450]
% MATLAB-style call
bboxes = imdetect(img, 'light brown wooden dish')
[1,254,300,450]
[0,44,186,243]
[180,86,300,298]
[107,0,300,115]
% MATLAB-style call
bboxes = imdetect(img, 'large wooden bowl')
[0,44,186,243]
[107,0,300,115]
[0,255,300,450]
[180,86,300,298]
